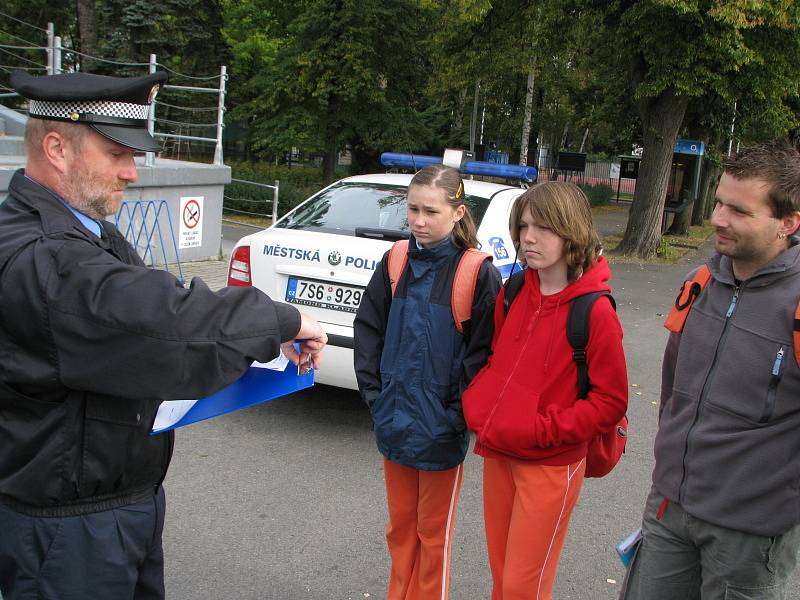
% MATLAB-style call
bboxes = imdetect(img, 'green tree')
[224,0,439,182]
[96,0,229,76]
[425,0,620,169]
[583,0,800,258]
[0,2,74,99]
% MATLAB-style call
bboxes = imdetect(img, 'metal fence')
[115,200,185,283]
[0,14,227,166]
[538,160,637,196]
[224,177,280,224]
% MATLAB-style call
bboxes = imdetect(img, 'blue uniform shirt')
[24,174,103,238]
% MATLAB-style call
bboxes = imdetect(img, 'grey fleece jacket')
[653,242,800,536]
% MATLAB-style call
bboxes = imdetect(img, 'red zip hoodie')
[462,257,628,464]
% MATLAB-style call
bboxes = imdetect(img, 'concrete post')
[46,23,54,75]
[53,36,61,74]
[272,180,279,224]
[146,54,157,168]
[213,65,227,166]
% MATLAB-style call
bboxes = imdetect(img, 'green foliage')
[579,184,614,207]
[225,161,328,216]
[3,0,798,221]
[96,0,229,77]
[222,0,443,178]
[590,0,800,142]
[656,237,677,260]
[0,1,74,98]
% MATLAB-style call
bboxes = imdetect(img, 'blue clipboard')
[151,362,314,434]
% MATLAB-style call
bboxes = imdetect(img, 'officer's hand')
[282,313,327,371]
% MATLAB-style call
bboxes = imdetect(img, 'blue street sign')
[674,139,705,156]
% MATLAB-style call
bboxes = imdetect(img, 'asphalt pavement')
[162,210,800,599]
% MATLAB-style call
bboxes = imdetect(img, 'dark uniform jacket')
[353,236,500,471]
[0,170,300,516]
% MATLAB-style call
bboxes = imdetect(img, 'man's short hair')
[722,142,800,218]
[24,118,88,156]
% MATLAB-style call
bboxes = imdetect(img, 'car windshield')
[276,182,492,236]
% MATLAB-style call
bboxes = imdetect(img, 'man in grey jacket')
[622,141,800,599]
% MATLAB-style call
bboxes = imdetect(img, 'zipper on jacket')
[678,284,741,502]
[759,347,784,423]
[481,303,543,440]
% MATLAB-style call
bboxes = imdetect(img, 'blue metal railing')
[115,200,185,284]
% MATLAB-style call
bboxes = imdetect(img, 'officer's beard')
[62,165,127,220]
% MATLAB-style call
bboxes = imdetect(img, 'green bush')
[578,183,614,207]
[224,162,330,218]
[656,237,677,260]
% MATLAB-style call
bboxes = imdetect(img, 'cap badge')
[148,85,159,103]
[69,112,80,121]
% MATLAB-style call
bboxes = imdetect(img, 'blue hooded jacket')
[354,236,500,470]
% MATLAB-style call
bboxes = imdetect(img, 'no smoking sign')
[179,196,204,249]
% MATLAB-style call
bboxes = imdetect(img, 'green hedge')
[224,162,328,218]
[578,183,614,207]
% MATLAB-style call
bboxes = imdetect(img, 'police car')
[227,152,535,390]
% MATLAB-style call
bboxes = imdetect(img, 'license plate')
[285,277,364,313]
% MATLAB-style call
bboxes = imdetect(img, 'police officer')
[0,71,327,599]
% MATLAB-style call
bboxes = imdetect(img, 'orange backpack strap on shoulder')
[387,240,409,296]
[794,302,800,367]
[451,249,491,335]
[664,265,712,333]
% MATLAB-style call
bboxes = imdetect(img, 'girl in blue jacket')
[354,164,500,600]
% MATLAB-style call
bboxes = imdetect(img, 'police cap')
[10,70,168,152]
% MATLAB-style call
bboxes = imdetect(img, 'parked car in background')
[227,153,535,389]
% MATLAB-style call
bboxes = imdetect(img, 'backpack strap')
[387,240,409,296]
[386,240,490,335]
[451,249,492,335]
[502,270,526,318]
[567,291,616,399]
[794,303,800,367]
[664,265,712,333]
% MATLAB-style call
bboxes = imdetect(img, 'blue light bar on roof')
[381,152,538,183]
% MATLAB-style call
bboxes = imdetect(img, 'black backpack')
[502,271,616,399]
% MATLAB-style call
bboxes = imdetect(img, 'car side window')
[278,182,491,236]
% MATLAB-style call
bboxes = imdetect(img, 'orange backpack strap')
[387,240,409,296]
[451,249,491,335]
[794,302,800,367]
[664,265,712,333]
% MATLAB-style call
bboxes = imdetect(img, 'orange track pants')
[483,457,585,600]
[383,458,464,600]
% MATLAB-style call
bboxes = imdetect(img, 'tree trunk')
[703,162,722,220]
[454,87,467,130]
[322,119,339,184]
[578,127,589,153]
[618,89,689,257]
[76,0,98,73]
[666,201,691,235]
[519,62,535,166]
[692,159,718,225]
[469,80,480,152]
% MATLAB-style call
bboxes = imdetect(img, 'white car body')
[228,173,526,390]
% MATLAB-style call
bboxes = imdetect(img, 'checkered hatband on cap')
[29,99,150,121]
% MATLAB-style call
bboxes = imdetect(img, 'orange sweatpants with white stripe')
[383,458,464,600]
[483,457,585,600]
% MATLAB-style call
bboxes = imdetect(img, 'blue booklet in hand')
[151,355,313,434]
[616,527,642,566]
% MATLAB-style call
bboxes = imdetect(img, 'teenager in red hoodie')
[463,182,628,600]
